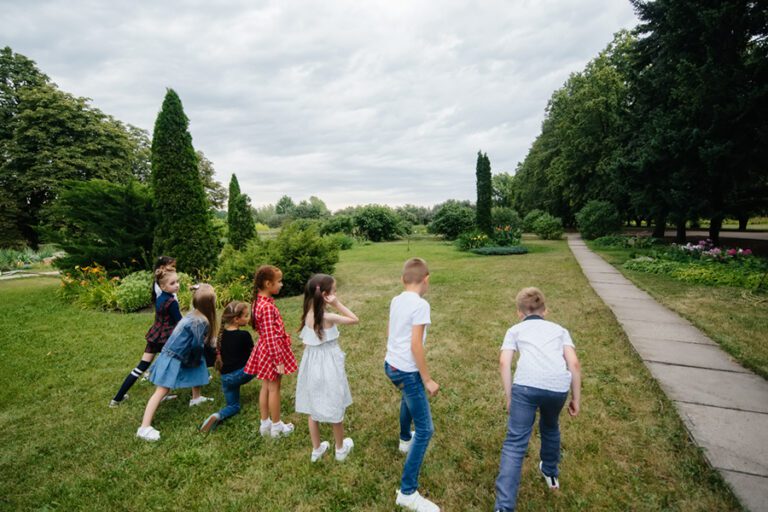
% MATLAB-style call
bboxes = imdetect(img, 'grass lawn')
[589,243,768,380]
[0,240,741,511]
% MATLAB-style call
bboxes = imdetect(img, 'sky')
[1,0,639,210]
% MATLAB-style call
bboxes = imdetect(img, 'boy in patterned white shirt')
[494,287,581,512]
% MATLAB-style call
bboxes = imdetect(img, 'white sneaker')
[311,441,330,462]
[539,461,559,489]
[399,430,415,454]
[136,426,160,442]
[270,421,295,438]
[109,394,129,408]
[395,490,440,512]
[189,396,214,407]
[335,438,354,461]
[259,419,272,437]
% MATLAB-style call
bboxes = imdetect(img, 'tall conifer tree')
[476,151,492,235]
[227,173,256,249]
[151,89,219,274]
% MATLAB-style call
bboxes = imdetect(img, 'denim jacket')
[162,312,209,367]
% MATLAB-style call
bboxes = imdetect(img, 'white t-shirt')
[501,317,574,393]
[385,291,431,373]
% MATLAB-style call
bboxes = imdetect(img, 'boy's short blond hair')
[516,287,546,315]
[402,257,429,284]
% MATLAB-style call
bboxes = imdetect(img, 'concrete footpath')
[568,235,768,512]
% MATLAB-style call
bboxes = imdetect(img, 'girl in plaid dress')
[244,265,298,438]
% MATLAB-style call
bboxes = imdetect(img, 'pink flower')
[744,249,752,255]
[727,249,737,256]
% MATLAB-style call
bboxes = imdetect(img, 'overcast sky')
[2,1,638,210]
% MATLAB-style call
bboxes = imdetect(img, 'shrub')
[214,240,271,286]
[532,214,564,240]
[57,264,119,311]
[492,207,522,231]
[0,246,58,271]
[267,221,340,296]
[114,271,153,312]
[623,257,766,290]
[576,200,622,240]
[429,201,475,240]
[320,215,355,235]
[214,278,253,308]
[353,205,404,242]
[325,233,355,250]
[593,235,660,249]
[522,209,546,232]
[470,246,529,255]
[455,230,493,251]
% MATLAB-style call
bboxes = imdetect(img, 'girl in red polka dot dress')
[244,265,298,438]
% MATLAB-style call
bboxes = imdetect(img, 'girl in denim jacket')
[137,284,218,441]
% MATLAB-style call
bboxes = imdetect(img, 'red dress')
[244,295,297,381]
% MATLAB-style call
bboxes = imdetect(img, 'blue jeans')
[384,362,434,495]
[217,367,255,421]
[494,384,568,512]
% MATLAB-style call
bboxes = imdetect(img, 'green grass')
[0,241,742,511]
[589,244,768,380]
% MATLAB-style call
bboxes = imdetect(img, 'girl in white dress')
[295,273,359,462]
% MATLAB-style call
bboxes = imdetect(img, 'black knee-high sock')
[113,360,151,401]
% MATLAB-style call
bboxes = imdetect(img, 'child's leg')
[268,377,281,422]
[259,380,270,420]
[218,370,252,421]
[332,422,345,450]
[308,418,322,449]
[113,352,154,402]
[494,385,538,512]
[399,372,434,495]
[141,386,170,428]
[191,386,201,400]
[538,390,568,477]
[399,395,413,442]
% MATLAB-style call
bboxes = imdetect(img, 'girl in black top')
[199,301,256,432]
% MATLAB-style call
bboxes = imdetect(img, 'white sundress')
[294,324,352,423]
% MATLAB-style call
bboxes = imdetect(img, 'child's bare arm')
[499,349,515,411]
[564,346,581,416]
[411,324,439,397]
[324,297,359,325]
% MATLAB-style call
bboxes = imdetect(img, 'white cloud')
[1,0,638,209]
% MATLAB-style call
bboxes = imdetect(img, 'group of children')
[110,256,581,512]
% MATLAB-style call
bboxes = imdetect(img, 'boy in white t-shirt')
[384,258,441,512]
[494,287,581,512]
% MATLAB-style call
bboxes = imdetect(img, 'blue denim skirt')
[150,352,210,389]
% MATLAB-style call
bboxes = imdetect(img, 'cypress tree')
[476,151,493,235]
[227,173,256,250]
[151,88,219,274]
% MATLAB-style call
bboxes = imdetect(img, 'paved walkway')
[0,270,59,281]
[568,235,768,512]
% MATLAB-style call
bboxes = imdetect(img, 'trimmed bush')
[532,213,564,240]
[325,233,355,250]
[353,205,403,242]
[470,246,529,255]
[522,209,546,232]
[429,201,475,240]
[492,207,522,231]
[214,240,270,286]
[320,215,355,235]
[269,221,340,296]
[576,200,622,240]
[114,271,153,312]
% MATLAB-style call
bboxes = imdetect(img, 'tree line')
[495,1,767,246]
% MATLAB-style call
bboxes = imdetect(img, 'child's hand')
[425,379,439,397]
[568,399,580,417]
[323,294,338,305]
[276,364,285,375]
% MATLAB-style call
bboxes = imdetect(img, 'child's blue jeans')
[217,367,255,421]
[494,384,568,512]
[384,362,434,496]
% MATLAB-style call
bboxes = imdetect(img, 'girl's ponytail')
[300,274,336,340]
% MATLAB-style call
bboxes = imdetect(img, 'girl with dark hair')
[199,301,255,433]
[137,284,218,441]
[244,265,298,438]
[295,273,359,462]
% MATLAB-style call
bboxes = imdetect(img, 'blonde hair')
[516,287,546,315]
[402,257,429,284]
[192,283,217,346]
